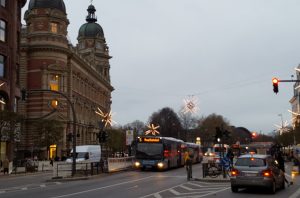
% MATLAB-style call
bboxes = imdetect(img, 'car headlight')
[134,161,141,167]
[157,162,164,168]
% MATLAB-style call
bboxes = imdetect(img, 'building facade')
[19,0,113,159]
[290,65,300,128]
[0,0,27,161]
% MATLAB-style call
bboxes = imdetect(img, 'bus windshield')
[136,143,163,159]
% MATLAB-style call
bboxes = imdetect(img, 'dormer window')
[50,22,58,33]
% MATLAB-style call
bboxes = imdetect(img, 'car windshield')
[235,157,266,167]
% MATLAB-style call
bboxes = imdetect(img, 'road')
[0,163,300,198]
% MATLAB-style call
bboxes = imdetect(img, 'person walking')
[3,157,9,175]
[276,151,291,186]
[184,149,193,181]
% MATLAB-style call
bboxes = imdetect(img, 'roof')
[28,0,66,13]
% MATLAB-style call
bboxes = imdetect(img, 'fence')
[53,157,134,178]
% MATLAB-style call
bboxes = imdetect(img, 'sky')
[22,0,300,134]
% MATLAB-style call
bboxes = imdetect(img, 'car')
[230,154,285,194]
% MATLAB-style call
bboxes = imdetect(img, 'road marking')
[21,187,28,190]
[50,176,154,198]
[180,184,195,191]
[40,184,46,188]
[169,189,180,195]
[153,193,162,198]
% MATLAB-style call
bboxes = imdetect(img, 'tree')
[123,120,146,136]
[196,113,231,147]
[148,107,183,138]
[0,110,23,160]
[33,119,64,158]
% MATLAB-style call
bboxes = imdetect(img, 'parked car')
[230,154,285,194]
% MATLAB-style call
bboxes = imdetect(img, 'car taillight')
[262,169,272,177]
[231,169,239,176]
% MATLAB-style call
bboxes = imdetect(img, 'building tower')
[20,0,113,159]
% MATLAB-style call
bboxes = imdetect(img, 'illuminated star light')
[182,95,199,114]
[274,120,290,135]
[95,108,116,127]
[145,124,160,135]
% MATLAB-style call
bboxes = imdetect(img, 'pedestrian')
[276,151,290,186]
[184,149,193,180]
[3,157,9,175]
[226,149,234,166]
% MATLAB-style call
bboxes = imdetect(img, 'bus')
[134,136,185,170]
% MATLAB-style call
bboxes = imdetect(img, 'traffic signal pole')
[272,78,300,94]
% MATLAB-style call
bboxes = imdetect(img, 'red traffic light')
[272,78,279,84]
[272,77,279,94]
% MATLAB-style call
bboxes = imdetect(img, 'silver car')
[230,154,285,194]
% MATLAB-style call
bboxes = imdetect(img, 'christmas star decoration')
[182,95,199,114]
[145,124,160,135]
[95,108,116,127]
[274,120,289,135]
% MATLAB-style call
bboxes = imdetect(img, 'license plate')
[245,173,257,177]
[143,160,155,165]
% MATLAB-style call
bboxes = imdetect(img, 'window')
[49,74,59,91]
[50,22,58,33]
[0,0,5,7]
[0,20,6,42]
[0,55,5,77]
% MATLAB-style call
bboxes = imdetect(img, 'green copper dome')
[28,0,66,13]
[78,4,104,39]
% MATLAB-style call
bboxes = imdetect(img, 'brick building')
[0,0,27,161]
[19,0,113,159]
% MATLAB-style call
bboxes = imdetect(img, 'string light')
[95,108,116,127]
[145,124,160,135]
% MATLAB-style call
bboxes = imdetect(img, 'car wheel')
[269,181,276,194]
[231,186,238,193]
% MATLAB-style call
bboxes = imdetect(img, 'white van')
[66,145,101,163]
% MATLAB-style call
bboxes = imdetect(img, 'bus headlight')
[157,162,164,169]
[134,161,141,167]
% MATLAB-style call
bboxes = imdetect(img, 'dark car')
[230,154,285,194]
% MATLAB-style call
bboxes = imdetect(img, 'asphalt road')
[0,163,300,198]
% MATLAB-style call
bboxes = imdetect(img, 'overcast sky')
[22,0,300,134]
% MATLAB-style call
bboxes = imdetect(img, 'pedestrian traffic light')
[272,78,279,94]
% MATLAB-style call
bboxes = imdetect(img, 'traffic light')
[97,131,109,143]
[272,78,279,94]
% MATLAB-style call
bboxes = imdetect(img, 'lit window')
[49,74,59,91]
[0,20,6,42]
[0,55,5,77]
[0,0,5,7]
[50,23,58,33]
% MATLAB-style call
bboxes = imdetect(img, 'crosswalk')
[0,182,62,194]
[141,181,230,198]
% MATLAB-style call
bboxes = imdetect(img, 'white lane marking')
[180,184,195,191]
[187,183,204,188]
[127,185,138,190]
[153,193,162,198]
[40,184,46,188]
[21,187,28,190]
[50,176,154,198]
[140,183,185,198]
[169,188,180,195]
